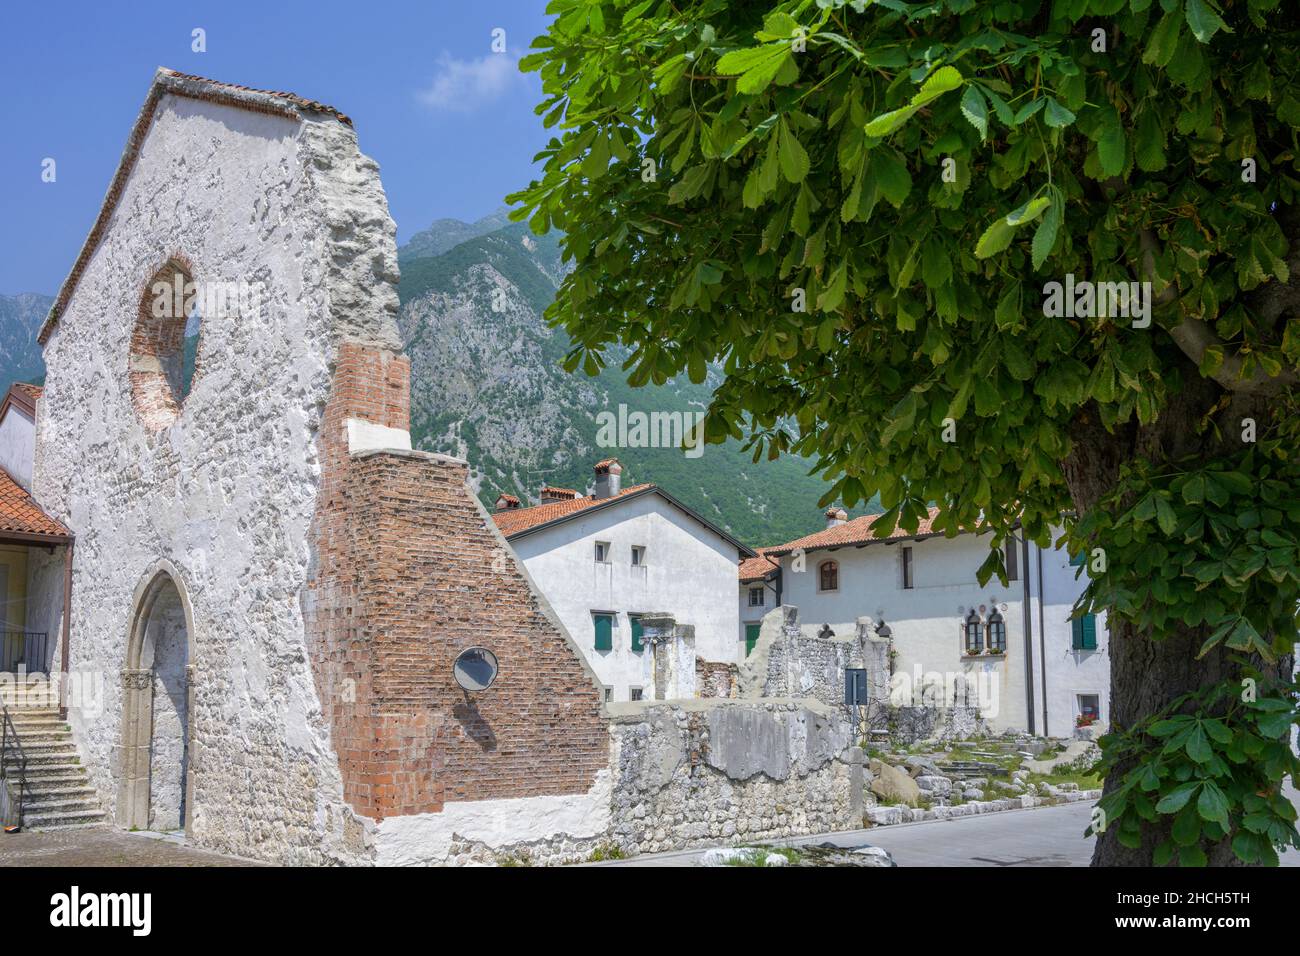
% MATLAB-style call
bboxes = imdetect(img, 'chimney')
[494,493,521,512]
[540,485,578,503]
[825,507,848,529]
[593,458,623,499]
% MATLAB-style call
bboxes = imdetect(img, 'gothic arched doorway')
[118,565,195,833]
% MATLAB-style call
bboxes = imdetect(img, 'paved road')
[600,787,1300,867]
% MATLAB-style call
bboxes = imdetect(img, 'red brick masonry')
[307,343,608,820]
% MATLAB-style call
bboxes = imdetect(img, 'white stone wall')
[510,493,742,701]
[0,403,34,489]
[778,531,1032,731]
[33,90,400,863]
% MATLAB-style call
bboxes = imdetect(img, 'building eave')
[502,485,756,559]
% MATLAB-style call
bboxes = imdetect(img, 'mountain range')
[0,214,838,547]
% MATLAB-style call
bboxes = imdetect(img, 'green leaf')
[1196,781,1231,829]
[1098,117,1127,177]
[873,152,912,207]
[975,217,1016,259]
[1043,98,1076,129]
[1155,782,1199,814]
[716,45,793,96]
[1184,0,1231,43]
[864,105,919,138]
[1144,10,1183,68]
[1155,495,1178,535]
[777,119,810,183]
[1031,196,1061,270]
[960,85,988,139]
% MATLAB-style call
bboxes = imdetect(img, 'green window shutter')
[594,614,613,651]
[1081,614,1097,650]
[1071,616,1084,650]
[1069,550,1085,567]
[745,624,761,657]
[630,616,644,652]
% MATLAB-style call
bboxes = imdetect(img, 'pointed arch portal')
[118,564,196,833]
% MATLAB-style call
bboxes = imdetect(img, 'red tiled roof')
[492,484,654,537]
[766,506,944,557]
[739,548,780,582]
[0,468,70,539]
[594,458,622,472]
[11,383,43,402]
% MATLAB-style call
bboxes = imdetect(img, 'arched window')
[818,560,838,592]
[986,609,1006,653]
[130,256,202,429]
[964,609,983,655]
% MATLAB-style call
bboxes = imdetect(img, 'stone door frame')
[117,560,198,836]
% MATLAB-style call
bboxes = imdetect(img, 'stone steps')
[2,691,103,830]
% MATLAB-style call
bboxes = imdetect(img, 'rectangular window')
[745,623,761,657]
[1071,613,1098,650]
[748,586,764,607]
[629,687,643,702]
[1005,538,1019,581]
[629,614,644,653]
[603,686,613,702]
[901,546,914,589]
[631,545,646,566]
[1078,694,1100,722]
[593,612,613,651]
[594,541,610,563]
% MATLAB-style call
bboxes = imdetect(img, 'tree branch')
[1139,228,1296,395]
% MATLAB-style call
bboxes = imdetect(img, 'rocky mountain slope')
[395,219,833,546]
[0,293,52,393]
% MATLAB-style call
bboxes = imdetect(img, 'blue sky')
[0,0,554,295]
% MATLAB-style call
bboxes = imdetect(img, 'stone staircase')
[1,675,106,830]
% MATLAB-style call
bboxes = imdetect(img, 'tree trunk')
[1064,379,1294,866]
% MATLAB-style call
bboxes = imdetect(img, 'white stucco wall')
[1029,542,1110,738]
[778,531,1032,731]
[509,493,742,701]
[0,404,34,489]
[33,88,400,863]
[775,529,1110,738]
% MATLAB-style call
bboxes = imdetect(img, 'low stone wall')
[606,698,861,855]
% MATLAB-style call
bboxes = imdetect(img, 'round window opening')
[129,257,202,429]
[453,646,499,692]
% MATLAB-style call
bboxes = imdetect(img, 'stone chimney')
[825,507,848,529]
[593,458,623,499]
[539,486,578,503]
[494,493,521,512]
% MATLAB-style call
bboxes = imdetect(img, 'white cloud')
[417,52,526,113]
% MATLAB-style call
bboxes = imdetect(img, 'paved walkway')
[0,828,259,867]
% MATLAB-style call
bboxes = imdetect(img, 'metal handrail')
[1,632,50,675]
[1,706,26,828]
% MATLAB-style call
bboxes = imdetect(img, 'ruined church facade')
[33,70,610,863]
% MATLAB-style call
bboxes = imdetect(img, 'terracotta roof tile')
[738,548,780,582]
[492,484,654,537]
[11,383,43,401]
[766,506,944,556]
[0,468,70,538]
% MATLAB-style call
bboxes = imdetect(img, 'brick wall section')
[129,257,195,430]
[307,341,607,820]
